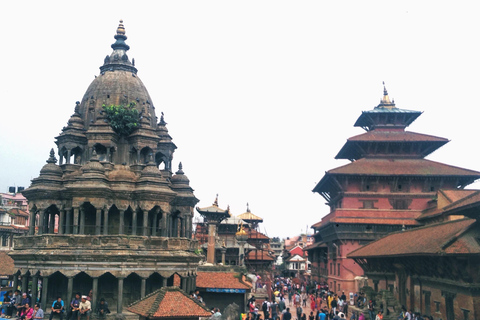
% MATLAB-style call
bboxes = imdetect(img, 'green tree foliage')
[102,103,139,136]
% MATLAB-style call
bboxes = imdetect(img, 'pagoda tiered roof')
[335,131,449,160]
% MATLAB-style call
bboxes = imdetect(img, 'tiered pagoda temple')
[306,85,480,294]
[10,21,200,313]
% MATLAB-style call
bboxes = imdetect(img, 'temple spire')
[377,81,395,108]
[46,148,57,164]
[213,194,219,207]
[246,203,251,212]
[111,19,130,51]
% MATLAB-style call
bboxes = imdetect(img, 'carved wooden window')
[389,199,412,210]
[361,200,377,209]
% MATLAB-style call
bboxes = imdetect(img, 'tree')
[102,102,139,136]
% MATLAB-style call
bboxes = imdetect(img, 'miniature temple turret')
[196,195,230,264]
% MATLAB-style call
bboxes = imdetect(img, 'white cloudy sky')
[1,1,480,238]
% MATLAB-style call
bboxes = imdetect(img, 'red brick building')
[306,86,480,295]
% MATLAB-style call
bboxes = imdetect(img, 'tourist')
[331,296,338,314]
[210,308,222,320]
[358,313,365,320]
[318,309,326,320]
[1,292,12,318]
[17,293,31,317]
[278,297,286,313]
[283,308,292,320]
[49,297,64,320]
[86,291,93,302]
[295,305,302,320]
[367,300,375,320]
[301,292,307,307]
[19,304,33,320]
[271,300,278,320]
[96,298,110,318]
[69,293,81,320]
[12,291,21,317]
[308,311,314,320]
[32,304,44,320]
[375,311,383,320]
[78,296,91,320]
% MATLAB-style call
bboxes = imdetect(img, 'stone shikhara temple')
[10,21,200,313]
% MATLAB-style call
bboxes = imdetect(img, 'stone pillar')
[38,210,45,235]
[41,276,49,311]
[207,223,218,264]
[67,277,74,302]
[29,209,36,235]
[132,210,137,235]
[21,274,28,293]
[92,278,98,312]
[79,207,85,234]
[119,210,125,235]
[117,278,124,314]
[373,280,379,292]
[95,208,102,235]
[221,247,227,265]
[13,274,18,291]
[66,150,71,164]
[142,211,148,236]
[161,215,167,237]
[193,275,197,291]
[162,278,167,287]
[58,209,65,235]
[103,208,109,235]
[49,213,55,233]
[141,278,146,299]
[151,212,157,236]
[181,277,187,292]
[65,209,72,234]
[31,276,38,305]
[73,208,79,234]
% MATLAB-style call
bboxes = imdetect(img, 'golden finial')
[379,81,395,108]
[117,20,126,36]
[213,194,219,207]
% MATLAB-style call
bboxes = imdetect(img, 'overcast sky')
[1,1,480,238]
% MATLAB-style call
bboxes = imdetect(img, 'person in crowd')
[1,292,12,318]
[17,293,31,317]
[69,293,81,320]
[19,303,34,320]
[96,298,110,318]
[49,297,64,320]
[78,296,91,320]
[32,303,44,320]
[283,308,292,320]
[375,311,383,320]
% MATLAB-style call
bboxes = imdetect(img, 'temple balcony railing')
[13,234,198,251]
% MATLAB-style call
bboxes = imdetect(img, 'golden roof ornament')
[117,20,126,36]
[377,81,396,109]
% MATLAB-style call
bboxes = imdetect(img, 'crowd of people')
[1,290,110,320]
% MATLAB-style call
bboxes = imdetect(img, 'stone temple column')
[13,274,18,291]
[38,210,45,235]
[119,210,125,235]
[92,277,98,312]
[49,212,55,233]
[21,274,28,293]
[103,209,109,235]
[207,223,218,264]
[67,277,74,302]
[31,275,38,305]
[117,278,124,314]
[58,209,65,235]
[73,208,80,234]
[132,210,137,235]
[65,208,72,234]
[151,213,157,236]
[95,208,102,235]
[142,211,148,236]
[79,207,85,234]
[29,209,36,235]
[41,276,49,311]
[140,278,146,299]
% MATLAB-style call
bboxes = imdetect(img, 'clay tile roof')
[196,272,251,289]
[127,287,211,319]
[8,208,29,217]
[346,131,448,143]
[246,250,275,261]
[248,229,269,240]
[328,158,480,176]
[303,242,327,251]
[348,218,478,259]
[0,251,14,275]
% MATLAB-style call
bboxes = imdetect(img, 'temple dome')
[77,21,157,130]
